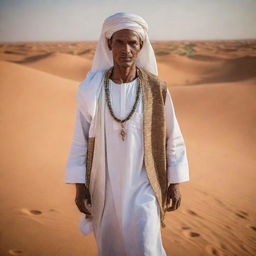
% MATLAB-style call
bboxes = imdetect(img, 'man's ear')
[140,39,143,50]
[107,38,112,50]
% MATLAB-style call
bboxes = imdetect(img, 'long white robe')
[65,77,189,255]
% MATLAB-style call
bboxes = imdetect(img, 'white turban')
[91,12,158,75]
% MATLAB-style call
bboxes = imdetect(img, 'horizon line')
[1,38,256,44]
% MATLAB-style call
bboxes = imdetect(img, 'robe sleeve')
[165,88,190,185]
[64,86,91,184]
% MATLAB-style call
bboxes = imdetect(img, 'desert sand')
[0,40,255,256]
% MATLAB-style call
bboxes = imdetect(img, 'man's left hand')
[166,183,181,211]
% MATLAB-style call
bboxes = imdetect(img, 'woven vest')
[85,66,168,228]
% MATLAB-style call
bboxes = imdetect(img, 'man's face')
[107,29,143,68]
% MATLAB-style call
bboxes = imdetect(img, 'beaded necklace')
[104,66,142,141]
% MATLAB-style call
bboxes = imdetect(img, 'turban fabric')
[91,12,158,75]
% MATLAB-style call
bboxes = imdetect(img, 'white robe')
[65,76,190,255]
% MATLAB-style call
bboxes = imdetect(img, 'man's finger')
[173,198,179,210]
[169,197,181,211]
[85,189,92,205]
[177,198,181,209]
[80,204,92,215]
[167,198,177,211]
[75,199,92,215]
[166,193,171,206]
[86,195,92,206]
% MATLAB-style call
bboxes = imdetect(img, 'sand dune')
[0,41,96,63]
[0,60,98,255]
[0,40,255,256]
[170,81,256,194]
[157,54,256,86]
[163,80,256,256]
[12,52,53,63]
[21,52,91,81]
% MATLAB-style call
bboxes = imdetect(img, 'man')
[65,12,189,256]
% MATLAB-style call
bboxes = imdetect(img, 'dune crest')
[157,54,256,86]
[21,52,91,81]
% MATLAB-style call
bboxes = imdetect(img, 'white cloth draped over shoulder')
[64,12,189,256]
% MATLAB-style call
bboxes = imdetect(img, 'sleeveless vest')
[85,66,168,228]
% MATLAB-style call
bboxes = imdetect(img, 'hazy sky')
[0,0,255,42]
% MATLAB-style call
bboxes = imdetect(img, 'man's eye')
[130,41,139,47]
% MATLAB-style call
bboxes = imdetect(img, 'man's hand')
[75,183,92,216]
[166,183,181,211]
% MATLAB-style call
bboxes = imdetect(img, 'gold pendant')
[120,122,126,141]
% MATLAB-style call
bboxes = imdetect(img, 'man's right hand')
[75,184,92,216]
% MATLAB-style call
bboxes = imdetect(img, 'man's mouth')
[120,57,132,61]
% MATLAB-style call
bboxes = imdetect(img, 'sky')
[0,0,255,42]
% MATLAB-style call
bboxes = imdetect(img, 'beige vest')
[85,66,168,228]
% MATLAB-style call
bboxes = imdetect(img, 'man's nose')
[121,43,131,54]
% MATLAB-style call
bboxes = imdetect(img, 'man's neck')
[110,64,137,84]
